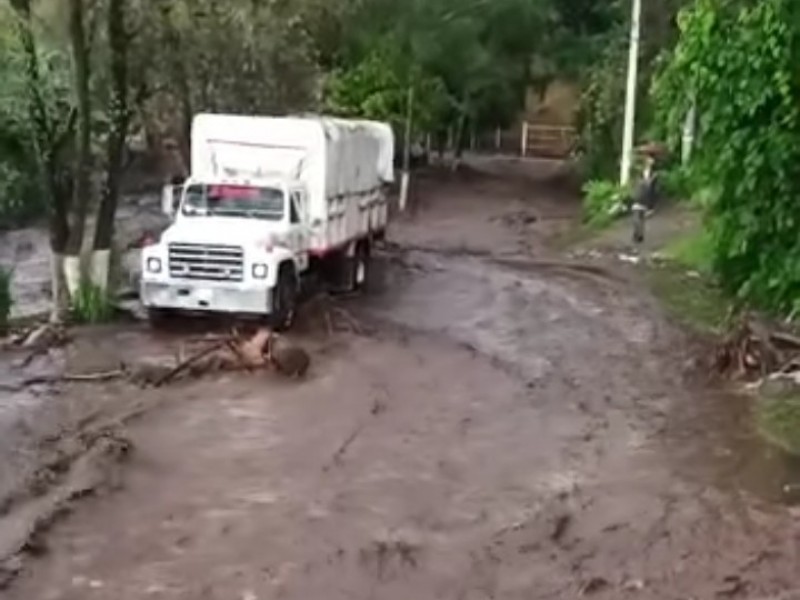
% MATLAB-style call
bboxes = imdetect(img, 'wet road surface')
[1,158,800,599]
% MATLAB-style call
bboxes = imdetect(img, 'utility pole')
[620,0,641,186]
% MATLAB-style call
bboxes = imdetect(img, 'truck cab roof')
[184,176,291,189]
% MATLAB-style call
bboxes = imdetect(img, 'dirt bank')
[2,158,799,600]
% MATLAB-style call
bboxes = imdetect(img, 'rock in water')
[269,335,310,378]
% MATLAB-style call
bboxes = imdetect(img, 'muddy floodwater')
[2,158,800,600]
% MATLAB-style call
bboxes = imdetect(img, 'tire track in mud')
[0,426,132,589]
[353,242,798,599]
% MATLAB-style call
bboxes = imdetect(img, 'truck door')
[290,190,310,272]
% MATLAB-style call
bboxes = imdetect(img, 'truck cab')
[141,176,309,328]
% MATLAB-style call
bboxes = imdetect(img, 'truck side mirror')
[162,184,183,218]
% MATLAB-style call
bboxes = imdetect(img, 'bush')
[653,0,800,315]
[0,266,11,334]
[71,280,114,324]
[581,179,628,228]
[659,166,695,202]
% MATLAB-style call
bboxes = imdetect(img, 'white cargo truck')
[140,114,395,328]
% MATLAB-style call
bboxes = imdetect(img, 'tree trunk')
[65,0,93,297]
[159,1,193,170]
[9,0,75,321]
[92,0,131,291]
[452,113,467,172]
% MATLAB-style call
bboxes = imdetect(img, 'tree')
[569,0,687,179]
[0,9,43,226]
[7,0,77,321]
[91,0,132,290]
[63,0,92,298]
[326,0,551,155]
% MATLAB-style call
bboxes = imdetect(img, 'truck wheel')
[270,265,297,331]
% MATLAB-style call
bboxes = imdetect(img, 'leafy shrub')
[0,266,12,334]
[659,166,695,202]
[71,280,114,324]
[653,0,800,315]
[575,39,629,180]
[582,179,628,228]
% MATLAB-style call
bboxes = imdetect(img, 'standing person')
[630,142,664,244]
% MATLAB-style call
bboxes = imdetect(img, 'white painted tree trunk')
[399,171,410,212]
[63,254,82,299]
[89,249,111,291]
[682,103,697,165]
[49,252,64,323]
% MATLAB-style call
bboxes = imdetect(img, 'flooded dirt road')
[2,158,800,599]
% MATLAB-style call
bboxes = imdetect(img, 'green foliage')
[71,280,114,324]
[659,166,696,202]
[0,10,42,226]
[645,264,730,334]
[134,1,321,123]
[662,229,714,274]
[653,0,800,315]
[574,38,627,179]
[574,0,686,180]
[328,0,550,140]
[0,3,76,229]
[325,47,446,132]
[0,266,12,333]
[757,393,800,456]
[581,179,628,228]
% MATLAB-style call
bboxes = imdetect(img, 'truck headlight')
[252,263,268,279]
[146,257,162,274]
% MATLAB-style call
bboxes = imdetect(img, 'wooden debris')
[716,315,800,382]
[5,327,314,392]
[153,340,227,387]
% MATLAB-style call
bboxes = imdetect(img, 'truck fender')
[266,248,300,284]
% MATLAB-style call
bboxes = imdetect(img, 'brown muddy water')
[1,158,800,599]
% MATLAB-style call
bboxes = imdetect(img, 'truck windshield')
[182,184,284,220]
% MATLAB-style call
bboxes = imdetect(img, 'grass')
[659,228,714,275]
[645,265,730,334]
[71,279,115,324]
[756,392,800,456]
[643,221,734,334]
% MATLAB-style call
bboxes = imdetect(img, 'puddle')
[672,389,800,505]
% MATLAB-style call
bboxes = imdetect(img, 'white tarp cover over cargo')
[190,114,395,251]
[192,114,393,218]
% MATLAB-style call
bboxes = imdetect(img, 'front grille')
[168,243,244,282]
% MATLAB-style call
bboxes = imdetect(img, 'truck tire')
[270,264,297,331]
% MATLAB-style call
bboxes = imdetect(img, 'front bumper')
[141,280,272,315]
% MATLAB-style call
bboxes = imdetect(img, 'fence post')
[521,122,529,157]
[495,127,501,151]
